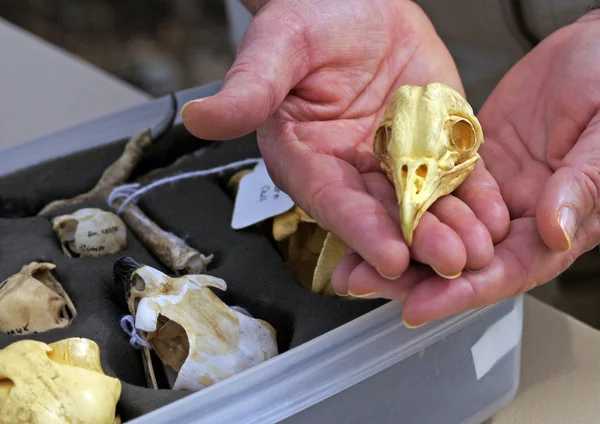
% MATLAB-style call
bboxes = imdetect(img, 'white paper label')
[231,160,295,229]
[470,303,522,380]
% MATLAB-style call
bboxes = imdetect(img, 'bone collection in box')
[0,83,483,423]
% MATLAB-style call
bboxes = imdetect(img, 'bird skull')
[374,83,484,246]
[0,262,77,335]
[114,257,278,392]
[52,208,127,258]
[0,338,121,424]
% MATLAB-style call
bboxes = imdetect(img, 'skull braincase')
[0,262,77,335]
[0,338,121,424]
[127,265,278,392]
[52,208,127,258]
[374,83,484,246]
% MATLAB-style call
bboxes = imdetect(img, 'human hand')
[370,10,600,327]
[182,0,508,286]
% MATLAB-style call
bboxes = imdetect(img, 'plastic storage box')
[0,82,523,424]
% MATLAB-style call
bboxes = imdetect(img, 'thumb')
[536,128,600,252]
[181,2,310,140]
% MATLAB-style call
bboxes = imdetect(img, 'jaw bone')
[373,83,484,246]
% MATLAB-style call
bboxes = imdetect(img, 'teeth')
[373,83,484,247]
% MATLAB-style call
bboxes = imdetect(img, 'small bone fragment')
[373,82,484,246]
[52,208,127,258]
[312,231,348,296]
[0,338,121,424]
[272,206,316,242]
[114,257,278,392]
[37,102,212,274]
[0,262,77,335]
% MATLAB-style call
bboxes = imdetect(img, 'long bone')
[38,95,212,275]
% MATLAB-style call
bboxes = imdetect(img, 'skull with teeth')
[374,82,484,246]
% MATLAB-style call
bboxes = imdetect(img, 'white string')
[108,157,263,214]
[107,183,141,208]
[120,315,152,350]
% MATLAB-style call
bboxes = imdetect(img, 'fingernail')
[558,205,577,250]
[465,265,488,274]
[431,266,462,280]
[181,98,206,115]
[403,318,427,329]
[376,268,402,280]
[333,286,348,297]
[348,290,379,299]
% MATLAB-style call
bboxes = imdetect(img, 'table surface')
[2,16,599,424]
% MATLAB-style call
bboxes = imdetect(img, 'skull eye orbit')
[450,118,476,151]
[374,125,392,157]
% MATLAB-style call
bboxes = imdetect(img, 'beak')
[393,161,439,247]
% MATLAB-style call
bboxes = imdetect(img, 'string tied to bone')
[120,315,152,350]
[108,157,263,214]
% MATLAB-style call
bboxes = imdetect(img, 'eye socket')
[374,126,392,157]
[450,119,476,151]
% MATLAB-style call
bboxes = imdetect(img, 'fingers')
[277,151,411,279]
[453,159,510,244]
[181,2,311,140]
[400,218,575,327]
[536,121,600,252]
[428,196,494,272]
[362,172,493,278]
[409,214,466,278]
[331,253,432,299]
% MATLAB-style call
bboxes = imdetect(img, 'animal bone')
[312,231,348,295]
[39,129,153,215]
[113,257,278,392]
[272,205,316,242]
[0,262,77,335]
[38,96,212,274]
[112,199,212,275]
[227,172,356,297]
[52,208,127,258]
[373,82,484,246]
[0,337,121,424]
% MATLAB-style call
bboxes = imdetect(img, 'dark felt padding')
[0,126,386,421]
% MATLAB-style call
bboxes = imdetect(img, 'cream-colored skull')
[0,262,77,335]
[0,337,122,424]
[115,257,278,392]
[52,208,127,257]
[374,83,484,246]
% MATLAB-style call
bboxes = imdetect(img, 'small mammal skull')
[114,257,279,392]
[0,262,77,335]
[0,338,121,424]
[374,83,484,246]
[52,208,127,257]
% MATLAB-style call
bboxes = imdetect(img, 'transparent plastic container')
[0,82,523,424]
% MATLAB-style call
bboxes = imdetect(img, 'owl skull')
[374,83,484,246]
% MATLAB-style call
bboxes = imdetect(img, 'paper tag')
[231,160,295,229]
[470,303,522,380]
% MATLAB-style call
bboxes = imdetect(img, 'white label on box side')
[471,305,522,380]
[231,159,295,229]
